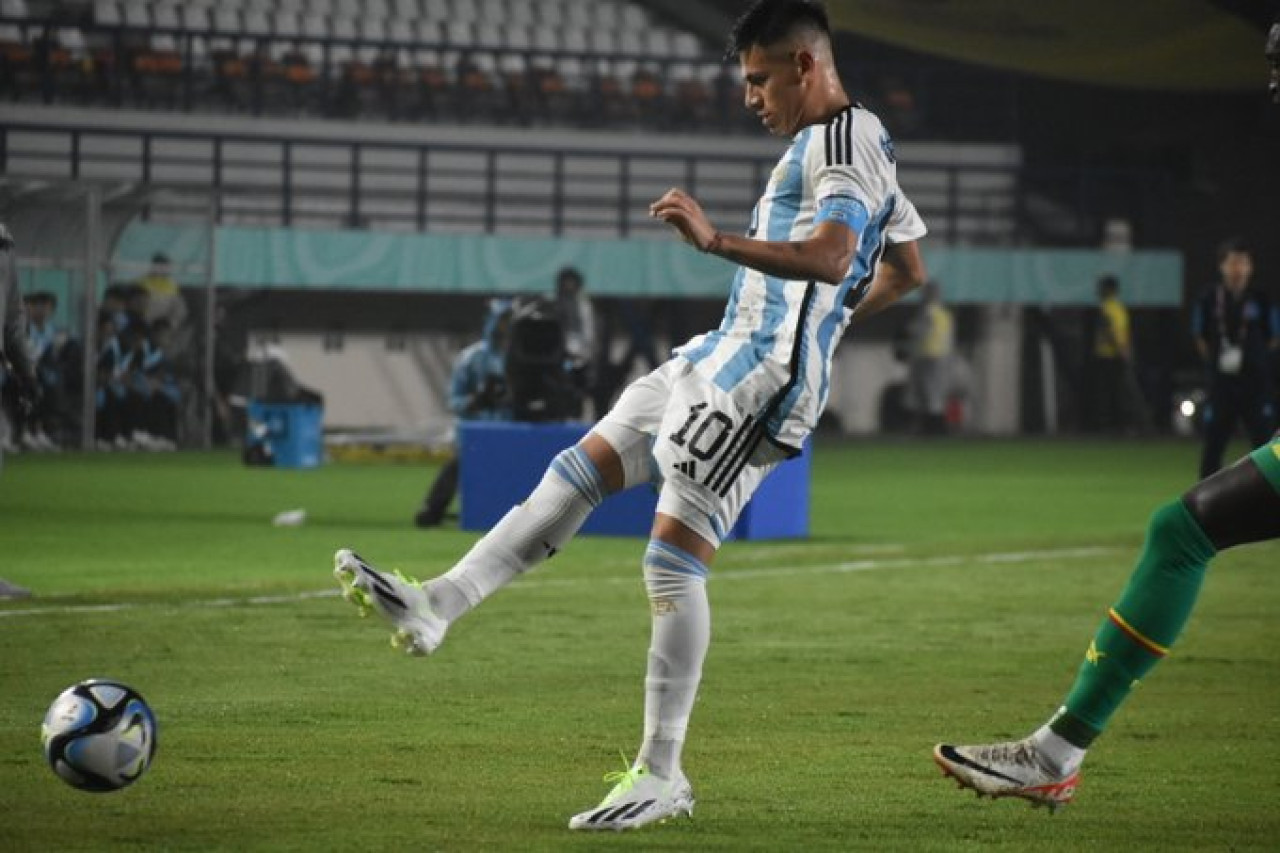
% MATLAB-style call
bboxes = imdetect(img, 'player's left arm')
[649,188,857,285]
[849,239,927,323]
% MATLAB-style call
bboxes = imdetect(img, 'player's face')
[739,44,806,136]
[1220,250,1253,289]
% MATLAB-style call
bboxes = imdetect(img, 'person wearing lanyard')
[1190,238,1277,478]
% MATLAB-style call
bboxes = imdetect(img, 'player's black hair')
[725,0,831,60]
[1216,236,1252,263]
[1098,275,1119,296]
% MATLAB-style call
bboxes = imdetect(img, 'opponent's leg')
[936,438,1280,808]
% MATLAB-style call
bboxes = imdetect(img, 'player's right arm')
[649,189,857,285]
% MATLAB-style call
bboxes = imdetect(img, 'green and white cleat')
[933,739,1080,812]
[333,548,448,656]
[568,757,694,831]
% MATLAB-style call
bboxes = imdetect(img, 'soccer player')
[933,438,1280,809]
[334,0,927,830]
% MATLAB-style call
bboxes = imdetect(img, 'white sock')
[638,540,710,781]
[1032,720,1087,776]
[427,446,605,622]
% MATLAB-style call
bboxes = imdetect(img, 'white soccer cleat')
[933,739,1080,812]
[568,759,695,831]
[333,548,448,656]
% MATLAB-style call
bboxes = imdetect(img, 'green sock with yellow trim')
[1050,499,1217,748]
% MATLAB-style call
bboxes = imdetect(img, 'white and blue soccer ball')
[41,679,158,792]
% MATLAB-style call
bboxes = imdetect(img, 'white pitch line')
[0,546,1117,620]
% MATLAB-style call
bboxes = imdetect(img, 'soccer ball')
[40,679,158,792]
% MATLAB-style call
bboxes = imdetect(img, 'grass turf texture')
[1,440,1277,851]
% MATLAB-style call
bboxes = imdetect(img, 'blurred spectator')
[1091,275,1145,434]
[212,299,248,447]
[554,266,596,412]
[415,299,513,528]
[1192,238,1277,477]
[132,319,181,450]
[101,284,132,335]
[593,298,660,418]
[907,280,954,434]
[19,291,67,450]
[1,222,40,471]
[0,225,34,599]
[94,308,129,449]
[879,75,921,136]
[137,252,191,357]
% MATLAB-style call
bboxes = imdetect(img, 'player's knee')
[1148,500,1189,543]
[547,445,607,507]
[1144,499,1215,572]
[642,539,708,604]
[584,425,648,491]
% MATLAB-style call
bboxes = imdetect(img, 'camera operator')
[414,299,513,528]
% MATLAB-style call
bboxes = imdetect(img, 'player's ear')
[793,48,815,79]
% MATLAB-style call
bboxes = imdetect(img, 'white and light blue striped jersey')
[674,104,926,452]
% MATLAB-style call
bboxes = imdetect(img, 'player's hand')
[650,188,717,252]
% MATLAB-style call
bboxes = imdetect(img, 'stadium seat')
[474,23,503,50]
[391,0,419,20]
[535,0,564,27]
[422,0,450,22]
[93,0,121,26]
[120,1,150,29]
[443,21,472,49]
[506,0,534,27]
[620,4,648,29]
[562,27,587,55]
[672,32,702,60]
[241,10,270,38]
[386,18,415,46]
[181,7,212,34]
[448,0,478,23]
[1,0,31,20]
[413,19,441,45]
[645,30,673,59]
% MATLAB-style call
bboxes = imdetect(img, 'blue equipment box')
[246,402,324,469]
[458,421,808,540]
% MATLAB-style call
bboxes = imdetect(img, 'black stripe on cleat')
[936,744,1024,786]
[619,799,656,821]
[359,567,407,610]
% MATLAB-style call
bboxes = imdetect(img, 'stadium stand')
[0,0,740,131]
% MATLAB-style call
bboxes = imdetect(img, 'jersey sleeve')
[812,109,926,243]
[885,191,927,243]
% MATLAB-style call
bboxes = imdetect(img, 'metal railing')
[0,121,1039,244]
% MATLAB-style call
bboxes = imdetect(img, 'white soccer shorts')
[594,358,789,548]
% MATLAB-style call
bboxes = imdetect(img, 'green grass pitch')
[1,439,1277,851]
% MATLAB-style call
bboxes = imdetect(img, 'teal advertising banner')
[113,223,1183,307]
